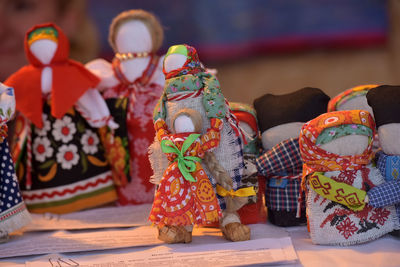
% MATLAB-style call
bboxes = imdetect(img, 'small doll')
[151,44,251,242]
[365,85,400,237]
[254,87,330,226]
[149,109,222,243]
[230,102,266,224]
[0,83,31,242]
[299,110,399,245]
[86,10,165,205]
[6,23,117,214]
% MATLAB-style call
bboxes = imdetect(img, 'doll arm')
[85,59,119,91]
[366,179,400,208]
[149,55,165,87]
[202,75,226,119]
[154,118,170,141]
[0,84,15,123]
[76,89,119,129]
[255,138,302,177]
[201,118,223,151]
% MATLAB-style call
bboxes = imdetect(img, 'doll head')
[299,110,375,174]
[163,44,205,79]
[367,85,400,155]
[109,9,163,54]
[328,85,378,116]
[172,108,203,134]
[27,26,59,65]
[253,87,330,150]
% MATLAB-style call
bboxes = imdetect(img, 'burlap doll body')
[254,87,330,226]
[0,83,31,242]
[6,24,117,214]
[230,102,266,224]
[299,110,399,245]
[149,109,222,243]
[86,10,165,205]
[150,44,250,241]
[365,85,400,237]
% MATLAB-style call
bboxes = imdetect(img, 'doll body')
[300,110,399,245]
[6,24,117,214]
[254,88,330,226]
[149,112,222,243]
[151,44,250,241]
[365,85,400,237]
[0,83,31,242]
[86,10,165,205]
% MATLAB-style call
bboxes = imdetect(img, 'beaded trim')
[115,52,151,61]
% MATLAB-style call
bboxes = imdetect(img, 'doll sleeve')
[85,58,119,92]
[154,118,170,141]
[201,118,223,151]
[367,179,400,208]
[75,89,118,129]
[255,138,302,177]
[202,75,226,119]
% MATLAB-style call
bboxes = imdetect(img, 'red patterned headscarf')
[163,44,205,80]
[327,84,378,112]
[299,110,376,179]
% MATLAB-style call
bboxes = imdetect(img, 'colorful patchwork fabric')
[14,101,117,214]
[256,138,304,212]
[327,84,378,112]
[299,110,375,178]
[149,120,222,226]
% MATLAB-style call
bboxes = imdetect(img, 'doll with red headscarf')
[150,44,251,242]
[299,110,399,245]
[6,23,118,214]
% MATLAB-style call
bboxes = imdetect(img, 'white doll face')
[116,20,152,53]
[29,39,57,65]
[174,114,195,133]
[261,122,304,150]
[319,135,369,156]
[338,96,374,118]
[378,123,400,155]
[164,54,187,73]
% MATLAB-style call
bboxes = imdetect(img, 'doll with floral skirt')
[299,110,399,245]
[6,23,118,214]
[0,82,31,242]
[86,9,165,205]
[149,108,222,243]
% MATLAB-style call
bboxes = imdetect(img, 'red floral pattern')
[336,217,359,239]
[370,208,390,226]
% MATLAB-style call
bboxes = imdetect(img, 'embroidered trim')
[115,52,151,60]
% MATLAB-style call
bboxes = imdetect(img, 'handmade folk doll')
[151,44,252,241]
[0,83,31,242]
[365,85,400,237]
[230,102,266,224]
[299,110,399,245]
[6,23,117,214]
[254,87,330,226]
[149,109,222,243]
[86,9,165,205]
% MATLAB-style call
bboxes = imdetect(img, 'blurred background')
[2,0,400,104]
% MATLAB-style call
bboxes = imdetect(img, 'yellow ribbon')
[216,184,257,198]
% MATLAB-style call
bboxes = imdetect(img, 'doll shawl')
[327,85,378,112]
[5,23,99,128]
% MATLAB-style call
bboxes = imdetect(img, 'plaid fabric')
[367,180,400,223]
[256,138,304,211]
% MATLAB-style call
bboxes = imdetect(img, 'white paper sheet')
[0,226,162,258]
[25,204,152,231]
[25,237,298,267]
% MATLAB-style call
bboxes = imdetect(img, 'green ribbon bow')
[161,134,201,182]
